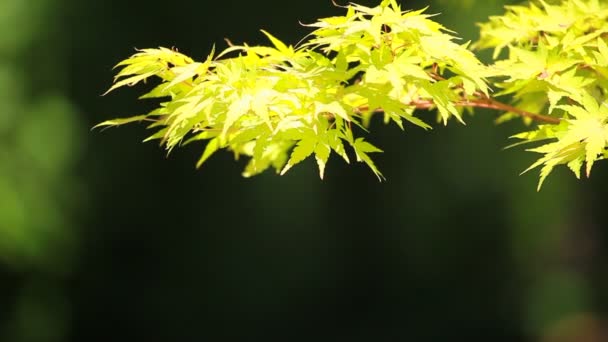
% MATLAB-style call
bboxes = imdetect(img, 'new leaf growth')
[98,0,608,190]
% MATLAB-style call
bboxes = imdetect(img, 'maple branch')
[430,98,561,125]
[455,98,561,124]
[357,96,561,125]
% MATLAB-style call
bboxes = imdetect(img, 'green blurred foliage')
[0,0,81,270]
[0,0,81,341]
[0,94,81,268]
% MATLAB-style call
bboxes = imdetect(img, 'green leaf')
[139,83,173,99]
[567,157,583,179]
[327,129,350,163]
[422,81,461,124]
[143,128,168,143]
[165,62,206,90]
[183,130,218,145]
[314,141,331,179]
[196,138,219,168]
[353,138,384,180]
[93,115,150,129]
[222,95,252,136]
[104,71,158,95]
[260,30,292,56]
[280,136,317,175]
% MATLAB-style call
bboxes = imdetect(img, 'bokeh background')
[1,0,607,340]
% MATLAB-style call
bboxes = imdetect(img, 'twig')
[357,97,561,125]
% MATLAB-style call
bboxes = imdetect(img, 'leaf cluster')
[97,0,488,180]
[476,0,608,189]
[98,0,608,190]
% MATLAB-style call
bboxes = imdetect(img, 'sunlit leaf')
[196,138,219,168]
[280,136,317,175]
[314,141,331,179]
[93,115,151,129]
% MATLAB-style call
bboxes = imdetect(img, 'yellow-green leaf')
[314,141,331,179]
[196,138,219,168]
[280,136,317,175]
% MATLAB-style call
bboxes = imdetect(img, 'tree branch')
[413,98,561,124]
[357,97,561,125]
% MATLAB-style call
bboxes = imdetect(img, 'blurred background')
[1,0,607,340]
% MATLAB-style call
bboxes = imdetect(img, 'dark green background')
[1,0,607,340]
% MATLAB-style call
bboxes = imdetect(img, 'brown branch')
[357,97,561,125]
[454,98,561,124]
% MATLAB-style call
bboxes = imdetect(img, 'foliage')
[98,0,608,190]
[0,0,80,341]
[476,0,608,189]
[0,0,80,268]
